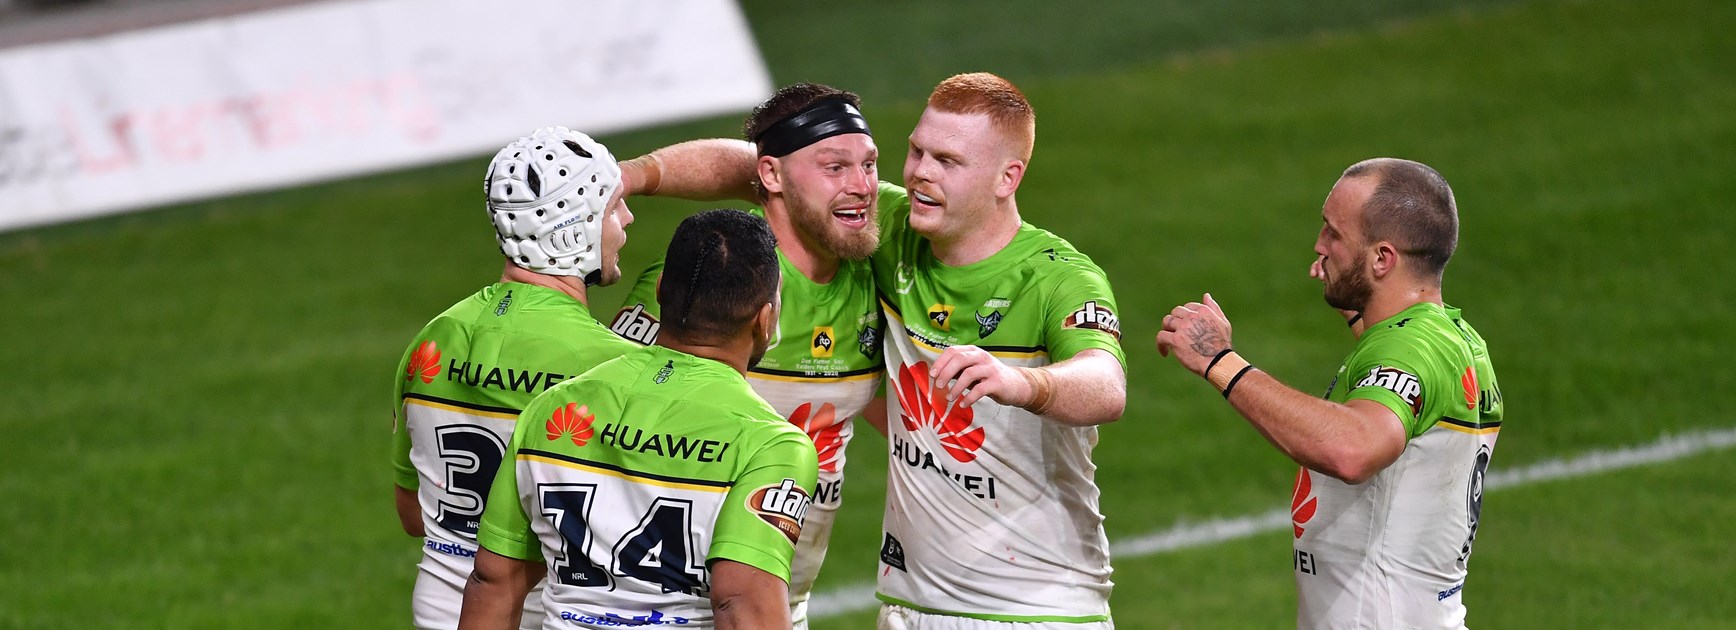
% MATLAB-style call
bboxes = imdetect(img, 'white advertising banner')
[0,0,771,232]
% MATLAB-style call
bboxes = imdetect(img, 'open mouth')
[832,205,870,228]
[911,190,942,212]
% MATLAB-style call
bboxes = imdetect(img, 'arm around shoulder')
[621,139,758,202]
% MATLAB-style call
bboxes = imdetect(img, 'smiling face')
[768,133,881,260]
[1314,175,1376,312]
[902,108,1015,243]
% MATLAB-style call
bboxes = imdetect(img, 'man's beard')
[788,196,880,261]
[1323,255,1373,312]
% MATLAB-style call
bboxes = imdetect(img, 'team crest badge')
[858,325,882,359]
[975,298,1011,338]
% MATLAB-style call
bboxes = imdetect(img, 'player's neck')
[499,262,590,307]
[765,199,840,284]
[930,198,1021,267]
[656,333,751,375]
[1357,284,1443,338]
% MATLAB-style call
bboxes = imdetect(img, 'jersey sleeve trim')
[477,519,540,561]
[707,540,793,584]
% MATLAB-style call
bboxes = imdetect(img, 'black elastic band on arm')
[1346,313,1363,328]
[1221,365,1255,399]
[753,99,872,158]
[1205,348,1234,375]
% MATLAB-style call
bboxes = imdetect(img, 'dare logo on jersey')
[927,304,955,331]
[407,340,441,384]
[748,479,812,544]
[1355,366,1424,416]
[545,403,596,447]
[812,327,835,358]
[609,303,662,346]
[1063,301,1122,340]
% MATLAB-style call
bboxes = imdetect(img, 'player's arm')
[394,485,424,537]
[861,395,889,436]
[619,139,759,202]
[1156,294,1405,484]
[710,559,791,630]
[931,347,1125,426]
[456,548,540,630]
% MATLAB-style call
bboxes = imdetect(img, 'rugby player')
[608,82,885,628]
[620,72,1130,628]
[458,210,817,630]
[390,127,640,630]
[1156,158,1505,629]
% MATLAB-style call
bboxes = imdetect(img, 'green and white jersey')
[609,207,884,625]
[1294,302,1504,630]
[391,282,637,629]
[477,344,819,629]
[869,182,1125,622]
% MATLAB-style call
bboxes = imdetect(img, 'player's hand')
[930,345,1032,409]
[1155,293,1234,377]
[1310,256,1362,327]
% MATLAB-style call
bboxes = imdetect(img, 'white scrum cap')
[485,127,621,283]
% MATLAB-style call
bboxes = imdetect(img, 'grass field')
[3,0,1734,627]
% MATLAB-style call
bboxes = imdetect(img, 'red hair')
[927,72,1036,161]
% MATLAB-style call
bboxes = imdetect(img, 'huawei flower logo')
[1291,467,1318,539]
[545,403,596,447]
[789,402,845,474]
[1461,366,1479,410]
[895,362,984,463]
[407,340,441,384]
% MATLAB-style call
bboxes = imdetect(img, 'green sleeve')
[1040,262,1127,367]
[476,411,542,562]
[1342,341,1434,439]
[707,426,819,582]
[390,340,418,490]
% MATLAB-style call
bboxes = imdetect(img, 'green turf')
[2,0,1732,627]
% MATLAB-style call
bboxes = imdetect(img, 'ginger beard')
[1322,250,1374,313]
[781,168,880,261]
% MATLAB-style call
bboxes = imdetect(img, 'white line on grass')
[809,426,1736,619]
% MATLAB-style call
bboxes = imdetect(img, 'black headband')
[752,98,872,158]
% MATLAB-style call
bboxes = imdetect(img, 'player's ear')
[1370,241,1400,279]
[753,301,777,346]
[995,158,1026,200]
[758,156,784,195]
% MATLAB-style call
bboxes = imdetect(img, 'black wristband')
[1204,347,1234,374]
[1221,365,1255,399]
[1346,313,1363,328]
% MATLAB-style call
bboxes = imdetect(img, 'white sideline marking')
[809,427,1736,619]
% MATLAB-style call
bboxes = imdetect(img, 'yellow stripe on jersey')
[518,452,730,493]
[879,297,1049,360]
[1438,423,1502,435]
[403,396,518,421]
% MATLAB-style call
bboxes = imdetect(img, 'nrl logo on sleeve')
[747,479,812,544]
[1355,366,1424,415]
[609,303,661,345]
[811,327,835,358]
[1063,301,1121,340]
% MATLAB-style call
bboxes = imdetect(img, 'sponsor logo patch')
[927,304,954,331]
[546,403,596,447]
[894,361,984,463]
[1354,366,1424,416]
[975,310,1004,338]
[858,325,882,359]
[1461,366,1479,410]
[407,340,441,384]
[880,533,907,571]
[748,479,811,544]
[811,326,835,358]
[493,290,513,316]
[653,360,675,385]
[788,402,845,474]
[609,303,662,345]
[1290,467,1317,539]
[1063,300,1122,340]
